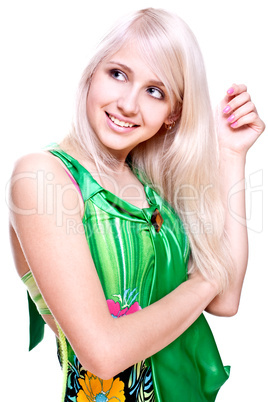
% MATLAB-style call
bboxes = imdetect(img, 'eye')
[147,87,165,100]
[110,69,127,82]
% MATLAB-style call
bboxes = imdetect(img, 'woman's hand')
[216,84,265,157]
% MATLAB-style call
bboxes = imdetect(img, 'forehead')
[102,40,163,83]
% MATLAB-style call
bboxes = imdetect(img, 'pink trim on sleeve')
[64,168,83,200]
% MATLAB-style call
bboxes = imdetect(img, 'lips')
[106,112,139,128]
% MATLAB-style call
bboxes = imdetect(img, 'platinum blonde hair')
[69,8,234,290]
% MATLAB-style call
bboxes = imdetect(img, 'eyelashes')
[146,87,165,100]
[110,69,127,82]
[109,69,165,100]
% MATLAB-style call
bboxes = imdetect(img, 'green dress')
[23,147,230,402]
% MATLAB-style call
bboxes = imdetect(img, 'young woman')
[9,8,265,402]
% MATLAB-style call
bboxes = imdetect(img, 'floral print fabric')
[59,290,155,402]
[77,374,125,402]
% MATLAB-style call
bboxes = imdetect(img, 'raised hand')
[216,84,265,157]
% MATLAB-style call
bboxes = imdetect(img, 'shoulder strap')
[49,148,103,202]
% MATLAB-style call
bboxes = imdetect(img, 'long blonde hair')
[69,8,233,290]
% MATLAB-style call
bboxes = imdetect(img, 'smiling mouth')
[106,112,138,128]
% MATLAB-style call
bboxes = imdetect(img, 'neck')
[60,137,131,175]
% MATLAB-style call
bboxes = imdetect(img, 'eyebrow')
[108,61,165,88]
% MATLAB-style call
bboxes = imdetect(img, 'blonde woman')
[9,8,265,402]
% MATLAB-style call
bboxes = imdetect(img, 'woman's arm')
[9,152,218,380]
[206,84,265,316]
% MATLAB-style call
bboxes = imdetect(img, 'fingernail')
[227,114,235,122]
[231,121,238,128]
[227,87,234,95]
[223,105,231,114]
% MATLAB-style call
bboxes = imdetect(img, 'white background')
[1,0,267,401]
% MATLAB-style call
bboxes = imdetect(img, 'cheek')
[86,90,101,134]
[143,104,170,131]
[86,81,106,125]
[86,72,108,108]
[87,83,101,110]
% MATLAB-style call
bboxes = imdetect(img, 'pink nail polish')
[223,105,231,114]
[227,114,235,122]
[227,87,234,95]
[231,121,238,128]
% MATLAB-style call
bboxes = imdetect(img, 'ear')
[164,107,181,125]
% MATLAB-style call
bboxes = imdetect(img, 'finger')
[229,111,261,129]
[226,83,247,97]
[226,101,255,125]
[223,92,252,115]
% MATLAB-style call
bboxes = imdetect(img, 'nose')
[117,86,140,116]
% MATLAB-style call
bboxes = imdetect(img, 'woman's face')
[86,41,173,161]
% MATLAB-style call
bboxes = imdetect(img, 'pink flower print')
[107,300,141,317]
[107,289,141,318]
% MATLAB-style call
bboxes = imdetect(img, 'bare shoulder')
[11,151,64,177]
[9,151,84,224]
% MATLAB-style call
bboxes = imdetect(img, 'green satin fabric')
[27,147,229,401]
[22,271,51,315]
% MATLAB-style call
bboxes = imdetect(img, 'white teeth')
[109,114,134,128]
